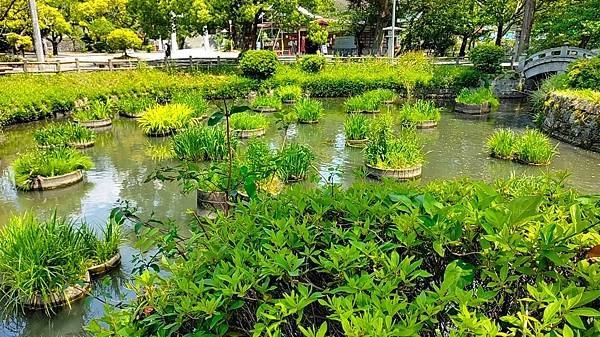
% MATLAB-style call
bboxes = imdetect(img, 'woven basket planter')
[30,170,84,191]
[366,164,422,180]
[416,120,438,129]
[70,141,95,149]
[346,139,369,148]
[253,106,278,113]
[233,128,266,138]
[119,112,143,119]
[455,102,491,115]
[145,129,175,137]
[282,100,296,104]
[76,119,113,129]
[88,253,122,278]
[299,120,319,124]
[24,271,91,311]
[197,190,231,213]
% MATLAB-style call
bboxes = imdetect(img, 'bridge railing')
[522,46,597,70]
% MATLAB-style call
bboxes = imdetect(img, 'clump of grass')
[364,89,398,104]
[399,100,442,124]
[230,111,269,131]
[115,96,155,118]
[275,85,303,102]
[12,147,94,190]
[345,94,381,113]
[72,100,112,122]
[171,91,210,118]
[276,143,314,182]
[344,114,370,140]
[33,123,95,148]
[251,95,282,111]
[294,98,324,123]
[486,128,516,160]
[456,87,500,110]
[138,104,195,136]
[366,121,424,169]
[172,125,234,161]
[514,129,557,165]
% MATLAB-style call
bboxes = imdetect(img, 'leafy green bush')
[72,100,112,122]
[12,147,93,190]
[172,125,232,161]
[300,55,326,73]
[230,111,269,131]
[276,143,314,182]
[106,28,142,56]
[365,126,424,169]
[344,113,370,141]
[115,96,156,118]
[566,55,600,90]
[275,85,303,102]
[486,128,517,159]
[294,98,324,123]
[399,100,442,124]
[138,104,194,136]
[239,50,279,80]
[514,129,557,165]
[33,123,95,148]
[251,95,283,111]
[171,91,210,118]
[456,87,500,109]
[468,43,505,74]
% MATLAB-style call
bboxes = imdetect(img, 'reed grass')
[72,100,112,122]
[172,125,234,161]
[276,143,314,182]
[399,100,442,124]
[294,98,324,123]
[275,85,303,102]
[251,95,283,110]
[33,123,95,148]
[456,87,500,110]
[230,111,269,131]
[344,113,370,140]
[138,104,195,136]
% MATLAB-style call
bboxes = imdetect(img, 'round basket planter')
[455,102,491,115]
[490,153,513,161]
[282,100,296,104]
[145,129,175,137]
[514,159,551,167]
[299,120,319,124]
[383,100,396,105]
[366,163,422,180]
[346,138,369,148]
[349,110,380,114]
[24,271,91,311]
[30,170,84,191]
[88,253,121,278]
[197,190,231,213]
[119,112,142,119]
[76,119,113,129]
[253,106,278,113]
[233,128,266,138]
[416,120,438,129]
[70,141,95,149]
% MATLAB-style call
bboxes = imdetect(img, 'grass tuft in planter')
[456,87,500,110]
[12,147,93,191]
[365,88,398,104]
[486,128,517,160]
[138,104,195,136]
[344,113,370,142]
[486,129,557,165]
[172,125,234,161]
[230,111,269,131]
[34,123,95,148]
[251,95,283,112]
[399,100,442,125]
[72,100,112,122]
[294,98,324,123]
[365,116,424,171]
[115,96,155,118]
[345,94,381,113]
[275,85,303,103]
[276,143,314,182]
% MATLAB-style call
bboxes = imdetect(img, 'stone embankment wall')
[542,93,600,152]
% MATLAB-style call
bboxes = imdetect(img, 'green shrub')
[486,128,517,159]
[33,123,95,148]
[399,100,442,124]
[468,43,505,74]
[530,74,568,117]
[138,104,194,136]
[171,91,210,118]
[106,28,142,56]
[172,125,233,161]
[300,55,326,73]
[72,100,112,122]
[365,127,424,169]
[344,113,370,140]
[230,111,269,131]
[294,98,324,123]
[239,50,279,80]
[251,95,283,111]
[456,87,500,109]
[12,147,93,190]
[514,129,557,165]
[115,96,156,118]
[276,143,314,182]
[275,85,303,102]
[566,55,600,90]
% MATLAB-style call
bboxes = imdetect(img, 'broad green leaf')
[565,313,586,329]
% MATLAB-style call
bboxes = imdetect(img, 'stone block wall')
[542,93,600,152]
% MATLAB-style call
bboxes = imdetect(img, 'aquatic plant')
[294,98,324,123]
[344,113,370,140]
[80,216,123,265]
[72,100,112,122]
[12,147,93,190]
[455,87,500,110]
[251,95,283,111]
[344,94,380,113]
[486,128,517,160]
[514,129,557,165]
[365,127,424,169]
[138,104,194,136]
[276,143,314,182]
[364,89,398,104]
[230,111,269,131]
[171,91,210,118]
[399,100,442,124]
[275,85,303,102]
[172,125,233,161]
[33,123,95,148]
[115,96,155,118]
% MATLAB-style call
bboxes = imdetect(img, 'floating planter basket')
[30,170,84,191]
[24,271,91,310]
[455,102,491,115]
[346,139,369,148]
[299,120,319,125]
[383,100,396,105]
[88,252,122,277]
[253,106,278,113]
[233,128,266,138]
[282,100,296,104]
[514,158,551,167]
[197,190,231,213]
[366,164,422,180]
[416,120,438,129]
[146,129,175,137]
[76,119,113,129]
[70,140,95,149]
[119,112,142,119]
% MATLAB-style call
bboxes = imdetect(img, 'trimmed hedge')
[239,50,279,80]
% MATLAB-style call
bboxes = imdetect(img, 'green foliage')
[138,104,195,136]
[230,111,269,130]
[5,33,32,54]
[344,113,370,140]
[276,143,314,182]
[399,100,442,124]
[307,21,328,46]
[456,87,500,109]
[171,91,210,118]
[275,85,303,102]
[115,96,156,118]
[239,50,280,80]
[486,128,516,159]
[486,128,558,165]
[252,95,283,110]
[468,43,506,74]
[106,28,142,55]
[345,93,381,113]
[172,125,233,161]
[33,123,95,148]
[300,55,326,73]
[72,100,112,122]
[530,74,568,119]
[365,126,424,169]
[12,147,93,191]
[566,55,600,90]
[294,98,324,122]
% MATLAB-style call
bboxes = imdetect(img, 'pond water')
[1,98,600,336]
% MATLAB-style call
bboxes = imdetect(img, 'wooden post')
[217,56,221,67]
[189,56,193,68]
[23,60,28,73]
[56,62,61,73]
[108,59,113,71]
[75,58,80,72]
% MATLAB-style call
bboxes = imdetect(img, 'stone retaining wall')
[542,93,600,152]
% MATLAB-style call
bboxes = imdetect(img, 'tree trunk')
[517,0,536,56]
[495,21,504,46]
[459,35,469,57]
[579,35,591,49]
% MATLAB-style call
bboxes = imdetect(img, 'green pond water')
[1,98,600,336]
